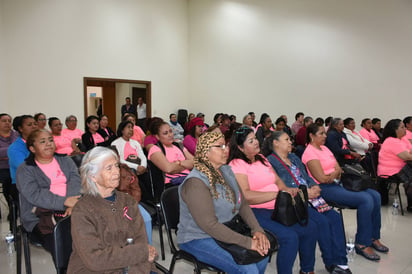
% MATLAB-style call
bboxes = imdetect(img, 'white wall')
[188,0,412,128]
[0,1,6,112]
[1,0,189,129]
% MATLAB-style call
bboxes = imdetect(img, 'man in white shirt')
[136,97,147,131]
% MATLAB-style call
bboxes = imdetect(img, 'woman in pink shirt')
[302,124,387,262]
[124,114,145,146]
[359,118,380,148]
[228,127,317,274]
[148,122,193,185]
[49,117,81,156]
[81,115,112,152]
[378,119,412,212]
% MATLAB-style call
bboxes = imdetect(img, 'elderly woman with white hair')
[68,147,158,274]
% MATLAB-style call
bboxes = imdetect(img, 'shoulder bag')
[272,185,309,226]
[341,163,373,191]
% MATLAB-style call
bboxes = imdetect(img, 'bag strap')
[271,153,300,186]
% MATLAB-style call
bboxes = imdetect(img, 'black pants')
[31,224,56,263]
[137,118,147,132]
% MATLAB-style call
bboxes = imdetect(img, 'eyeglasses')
[210,144,227,150]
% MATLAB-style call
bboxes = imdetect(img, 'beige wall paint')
[1,0,189,129]
[188,0,412,128]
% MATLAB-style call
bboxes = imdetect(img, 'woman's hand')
[251,231,269,256]
[64,195,80,208]
[63,207,73,217]
[285,187,298,197]
[136,166,147,175]
[308,185,321,199]
[147,245,158,262]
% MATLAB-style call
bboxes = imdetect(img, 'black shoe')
[355,244,380,261]
[371,241,389,253]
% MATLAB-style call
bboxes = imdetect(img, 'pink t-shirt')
[229,157,278,209]
[131,125,145,145]
[402,130,412,149]
[53,135,73,155]
[61,128,83,141]
[359,128,379,144]
[124,141,137,159]
[143,135,158,148]
[36,158,67,196]
[301,144,337,184]
[148,145,190,184]
[378,137,409,176]
[92,132,105,145]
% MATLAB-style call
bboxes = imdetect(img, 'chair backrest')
[53,216,72,274]
[146,160,166,203]
[160,186,180,254]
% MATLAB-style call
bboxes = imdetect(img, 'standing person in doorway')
[121,97,136,118]
[136,97,147,132]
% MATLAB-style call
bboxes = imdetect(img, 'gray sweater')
[177,165,263,249]
[16,154,81,232]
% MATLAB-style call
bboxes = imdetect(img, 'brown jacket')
[67,190,153,274]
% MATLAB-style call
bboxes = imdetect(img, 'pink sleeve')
[229,159,248,175]
[301,146,315,165]
[387,138,409,155]
[148,145,161,160]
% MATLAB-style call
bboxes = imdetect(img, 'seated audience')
[16,129,81,261]
[168,113,184,143]
[263,131,350,274]
[213,113,223,127]
[378,119,412,211]
[81,115,111,151]
[371,118,384,140]
[274,117,286,132]
[62,115,84,142]
[242,114,255,130]
[49,117,82,156]
[280,115,292,137]
[359,118,380,147]
[325,118,361,166]
[219,114,231,135]
[178,132,270,274]
[291,112,304,135]
[315,117,324,126]
[183,117,204,156]
[143,117,164,152]
[255,113,274,147]
[343,117,372,156]
[68,147,157,273]
[98,114,117,144]
[111,121,147,175]
[34,113,47,130]
[0,113,19,224]
[148,122,193,185]
[124,113,146,146]
[302,123,388,262]
[228,127,316,274]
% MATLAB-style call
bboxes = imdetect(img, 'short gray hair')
[80,147,119,196]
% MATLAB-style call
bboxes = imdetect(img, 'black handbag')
[272,185,308,226]
[214,214,278,265]
[341,163,373,192]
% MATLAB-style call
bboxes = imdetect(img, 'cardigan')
[325,129,351,165]
[16,154,81,232]
[67,191,153,274]
[343,128,371,155]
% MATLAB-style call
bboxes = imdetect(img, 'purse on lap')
[271,185,309,226]
[340,163,373,192]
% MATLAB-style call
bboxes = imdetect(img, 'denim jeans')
[179,237,269,274]
[138,204,152,244]
[252,208,317,274]
[320,183,381,246]
[308,207,347,266]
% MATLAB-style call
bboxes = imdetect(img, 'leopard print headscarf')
[194,132,236,205]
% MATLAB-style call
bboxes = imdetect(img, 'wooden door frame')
[83,77,152,126]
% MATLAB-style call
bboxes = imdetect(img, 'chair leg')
[169,255,177,274]
[396,183,404,215]
[338,208,346,246]
[156,205,165,260]
[22,228,32,274]
[16,227,22,274]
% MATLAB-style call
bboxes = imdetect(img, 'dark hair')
[361,118,371,127]
[261,131,288,157]
[325,116,333,126]
[34,113,45,121]
[248,112,255,116]
[372,118,381,125]
[382,119,402,142]
[315,117,324,126]
[123,113,137,123]
[146,117,164,135]
[48,117,60,127]
[125,97,131,100]
[227,126,267,166]
[221,114,230,122]
[152,121,169,136]
[275,117,286,125]
[117,120,134,137]
[85,115,99,132]
[259,113,270,125]
[189,123,199,137]
[13,115,34,133]
[343,117,354,127]
[26,129,51,151]
[295,112,304,121]
[0,113,11,119]
[169,113,176,119]
[403,116,412,126]
[213,113,223,124]
[101,114,109,119]
[230,115,236,122]
[306,123,323,144]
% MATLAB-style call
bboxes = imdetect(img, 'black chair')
[378,175,404,215]
[324,200,355,246]
[160,186,224,274]
[53,216,72,274]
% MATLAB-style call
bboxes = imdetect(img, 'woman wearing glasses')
[228,127,317,274]
[178,132,270,274]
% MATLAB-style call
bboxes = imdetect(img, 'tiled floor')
[1,189,412,274]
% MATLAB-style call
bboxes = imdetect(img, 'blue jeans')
[252,208,317,274]
[179,237,269,274]
[320,184,381,246]
[308,207,347,266]
[138,204,152,244]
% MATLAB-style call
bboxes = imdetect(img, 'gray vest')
[177,165,241,244]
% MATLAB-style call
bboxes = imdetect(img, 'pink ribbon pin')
[123,207,132,221]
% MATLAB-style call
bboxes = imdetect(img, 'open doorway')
[83,77,151,132]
